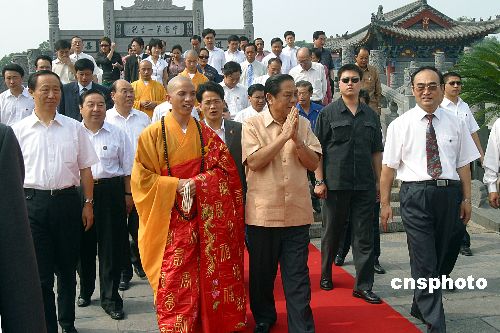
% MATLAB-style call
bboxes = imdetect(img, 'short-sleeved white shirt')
[440,97,480,134]
[0,87,34,126]
[105,107,151,154]
[207,47,226,75]
[220,82,249,119]
[383,105,480,181]
[12,111,98,189]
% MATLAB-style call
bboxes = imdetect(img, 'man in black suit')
[0,123,47,332]
[59,58,112,121]
[124,37,147,83]
[196,81,245,192]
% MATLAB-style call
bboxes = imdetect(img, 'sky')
[0,0,499,58]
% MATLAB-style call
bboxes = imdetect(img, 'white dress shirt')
[82,121,133,179]
[208,47,226,75]
[0,87,34,126]
[204,119,225,143]
[234,105,262,123]
[12,112,98,190]
[105,107,151,154]
[282,45,299,66]
[220,82,249,119]
[289,62,327,101]
[52,58,76,85]
[483,118,500,193]
[261,52,293,74]
[440,97,479,134]
[224,50,245,64]
[253,74,270,86]
[78,82,93,95]
[383,106,480,181]
[151,101,199,123]
[240,60,267,87]
[144,56,168,86]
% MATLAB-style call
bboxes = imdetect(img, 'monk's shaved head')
[167,75,194,94]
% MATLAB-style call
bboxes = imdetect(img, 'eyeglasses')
[100,44,110,47]
[413,83,440,92]
[340,77,360,84]
[199,55,209,60]
[447,81,462,86]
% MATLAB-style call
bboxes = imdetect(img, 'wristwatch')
[84,198,94,205]
[315,179,325,186]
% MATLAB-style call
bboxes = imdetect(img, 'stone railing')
[381,83,415,127]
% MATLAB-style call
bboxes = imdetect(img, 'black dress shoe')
[118,278,130,291]
[460,246,473,256]
[334,254,345,266]
[254,322,271,333]
[105,308,125,320]
[62,326,78,333]
[352,290,382,304]
[76,296,91,307]
[374,263,386,274]
[134,265,147,279]
[320,277,334,291]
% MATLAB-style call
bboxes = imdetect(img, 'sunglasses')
[447,81,462,86]
[199,55,209,60]
[340,77,360,84]
[413,83,440,92]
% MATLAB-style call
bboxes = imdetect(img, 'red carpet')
[243,244,420,333]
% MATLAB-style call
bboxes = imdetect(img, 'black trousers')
[25,187,81,333]
[78,177,128,311]
[338,203,381,261]
[121,206,143,281]
[247,225,315,333]
[321,189,375,291]
[307,171,321,212]
[400,182,464,333]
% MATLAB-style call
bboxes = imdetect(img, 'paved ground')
[72,222,500,333]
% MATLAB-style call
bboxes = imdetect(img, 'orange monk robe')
[131,112,246,332]
[131,79,167,119]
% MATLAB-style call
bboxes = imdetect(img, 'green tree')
[456,38,500,123]
[295,40,313,49]
[0,40,51,71]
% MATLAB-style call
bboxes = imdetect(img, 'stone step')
[310,220,322,239]
[391,189,400,202]
[391,202,401,216]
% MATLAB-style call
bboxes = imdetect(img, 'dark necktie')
[80,87,88,95]
[425,114,442,179]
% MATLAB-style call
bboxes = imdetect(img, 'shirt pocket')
[98,144,119,168]
[330,120,352,143]
[437,134,459,159]
[60,142,78,164]
[363,121,377,143]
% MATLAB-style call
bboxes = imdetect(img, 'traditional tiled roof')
[325,0,500,50]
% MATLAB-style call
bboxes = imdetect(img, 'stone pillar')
[341,45,355,65]
[27,49,41,74]
[48,0,60,50]
[192,0,204,36]
[243,0,254,40]
[12,54,29,82]
[390,72,400,89]
[369,49,386,86]
[103,0,115,39]
[434,51,445,72]
[403,67,413,95]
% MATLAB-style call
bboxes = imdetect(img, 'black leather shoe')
[118,278,129,291]
[105,308,125,320]
[334,254,345,266]
[374,263,386,274]
[254,322,271,333]
[134,265,147,279]
[320,277,334,291]
[76,296,90,307]
[460,246,473,256]
[352,290,382,304]
[62,326,78,333]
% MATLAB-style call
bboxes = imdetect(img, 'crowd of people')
[0,26,497,333]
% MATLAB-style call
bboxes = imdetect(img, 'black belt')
[24,186,77,197]
[403,180,461,187]
[93,176,123,185]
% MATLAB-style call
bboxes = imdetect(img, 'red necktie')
[425,114,442,179]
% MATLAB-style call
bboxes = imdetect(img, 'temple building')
[326,0,500,78]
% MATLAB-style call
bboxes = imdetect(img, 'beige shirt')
[242,109,322,227]
[357,63,381,112]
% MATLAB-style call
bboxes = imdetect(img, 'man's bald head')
[139,60,153,81]
[296,47,312,70]
[111,79,135,110]
[185,50,199,73]
[167,75,194,94]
